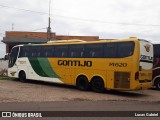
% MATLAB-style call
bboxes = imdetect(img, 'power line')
[25,27,47,32]
[1,3,160,27]
[51,14,160,27]
[0,4,47,15]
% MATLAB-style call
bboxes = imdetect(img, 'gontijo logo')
[144,44,151,52]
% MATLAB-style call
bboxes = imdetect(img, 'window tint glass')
[55,45,68,57]
[30,46,41,57]
[104,42,134,58]
[85,44,103,58]
[18,42,134,58]
[154,44,160,58]
[117,42,134,58]
[19,46,30,57]
[41,46,54,57]
[104,43,117,58]
[69,45,85,58]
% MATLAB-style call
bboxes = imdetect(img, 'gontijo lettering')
[140,55,153,61]
[58,60,92,67]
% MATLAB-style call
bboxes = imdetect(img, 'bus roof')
[45,37,139,45]
[13,37,149,47]
[47,39,86,44]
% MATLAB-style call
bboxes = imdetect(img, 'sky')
[0,0,160,58]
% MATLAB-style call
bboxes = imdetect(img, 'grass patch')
[0,76,15,80]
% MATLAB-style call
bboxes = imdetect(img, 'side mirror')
[4,55,9,60]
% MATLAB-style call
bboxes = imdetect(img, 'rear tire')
[19,71,27,83]
[91,78,105,93]
[76,76,90,91]
[154,79,160,89]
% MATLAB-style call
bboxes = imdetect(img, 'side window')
[30,46,41,57]
[55,45,68,57]
[154,44,160,58]
[69,45,85,58]
[41,46,54,57]
[19,46,30,57]
[117,42,134,58]
[104,43,117,58]
[85,44,103,58]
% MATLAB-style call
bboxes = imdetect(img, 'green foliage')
[0,76,15,80]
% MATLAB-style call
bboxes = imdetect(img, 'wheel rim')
[77,77,89,90]
[92,79,104,92]
[158,81,160,88]
[79,80,86,89]
[21,73,25,79]
[20,72,26,81]
[94,81,102,90]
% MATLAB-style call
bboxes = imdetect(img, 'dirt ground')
[0,79,159,103]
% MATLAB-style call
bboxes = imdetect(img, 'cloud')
[0,0,160,57]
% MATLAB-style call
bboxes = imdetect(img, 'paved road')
[0,101,160,120]
[0,79,160,103]
[0,80,160,120]
[0,100,160,111]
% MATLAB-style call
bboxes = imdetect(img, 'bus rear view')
[138,39,153,89]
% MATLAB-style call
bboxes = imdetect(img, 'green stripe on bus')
[28,57,60,78]
[28,58,49,77]
[37,58,60,78]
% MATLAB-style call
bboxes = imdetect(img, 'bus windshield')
[8,47,19,68]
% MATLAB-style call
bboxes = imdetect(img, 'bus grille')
[114,72,130,89]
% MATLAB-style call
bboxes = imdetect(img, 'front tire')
[19,71,27,82]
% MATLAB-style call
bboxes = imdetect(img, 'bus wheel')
[155,79,160,89]
[91,77,104,93]
[76,76,90,91]
[19,71,27,83]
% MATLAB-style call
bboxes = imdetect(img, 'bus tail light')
[135,72,139,80]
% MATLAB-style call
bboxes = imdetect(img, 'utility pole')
[47,0,52,41]
[12,23,14,31]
